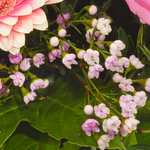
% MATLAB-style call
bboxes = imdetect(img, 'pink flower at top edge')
[0,0,63,54]
[125,0,150,25]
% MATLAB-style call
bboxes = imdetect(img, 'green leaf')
[60,142,81,150]
[60,0,78,14]
[0,98,38,147]
[0,122,60,150]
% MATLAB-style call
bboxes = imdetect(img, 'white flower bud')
[84,105,93,115]
[88,5,97,15]
[58,29,67,37]
[50,36,59,47]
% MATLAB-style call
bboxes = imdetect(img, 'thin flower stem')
[125,132,133,147]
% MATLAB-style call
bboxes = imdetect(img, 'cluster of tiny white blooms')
[118,77,134,92]
[145,78,150,92]
[119,94,137,118]
[97,18,112,35]
[94,103,110,118]
[109,40,126,56]
[133,91,147,107]
[102,116,121,139]
[62,53,78,69]
[97,135,110,150]
[122,118,140,134]
[129,55,144,69]
[84,49,99,65]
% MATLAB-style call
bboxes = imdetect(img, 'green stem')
[125,132,133,147]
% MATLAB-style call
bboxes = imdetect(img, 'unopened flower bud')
[88,5,97,15]
[84,105,93,115]
[58,28,67,37]
[50,36,59,47]
[112,73,123,83]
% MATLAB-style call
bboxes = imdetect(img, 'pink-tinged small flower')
[10,71,25,87]
[84,49,99,65]
[103,116,121,139]
[112,73,123,83]
[118,78,134,92]
[119,57,130,68]
[120,127,128,137]
[0,0,63,54]
[109,40,125,56]
[133,91,147,107]
[125,0,150,25]
[122,117,140,133]
[30,78,49,91]
[24,91,37,104]
[145,78,150,92]
[48,49,62,63]
[0,85,9,97]
[62,53,78,69]
[50,36,59,47]
[88,5,97,15]
[82,119,100,136]
[97,35,105,42]
[129,55,144,69]
[94,103,110,118]
[97,18,112,35]
[97,134,110,150]
[56,13,70,29]
[58,28,67,37]
[59,41,70,51]
[77,50,86,59]
[119,94,137,118]
[105,56,124,73]
[90,18,98,28]
[88,64,104,79]
[84,105,93,115]
[20,58,31,71]
[8,53,22,64]
[33,53,45,68]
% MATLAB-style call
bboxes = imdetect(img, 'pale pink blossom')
[103,116,121,139]
[120,127,128,137]
[56,13,70,29]
[88,5,97,15]
[58,28,67,37]
[125,0,150,25]
[122,117,140,133]
[0,85,9,97]
[118,77,134,92]
[82,119,100,136]
[30,78,49,91]
[97,134,110,150]
[133,91,147,107]
[119,94,137,118]
[109,40,125,56]
[48,49,62,62]
[77,50,86,59]
[0,0,63,54]
[33,53,45,68]
[88,64,104,79]
[10,71,25,87]
[94,103,110,118]
[84,49,99,65]
[129,55,144,69]
[8,52,22,64]
[20,58,31,71]
[119,57,130,68]
[105,56,124,73]
[145,78,150,92]
[50,36,59,47]
[59,41,70,51]
[84,105,93,115]
[112,73,123,83]
[24,91,37,104]
[97,18,112,35]
[62,53,78,69]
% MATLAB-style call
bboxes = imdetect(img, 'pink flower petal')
[12,16,33,33]
[33,21,48,31]
[45,0,63,5]
[20,0,45,10]
[0,32,13,51]
[12,31,25,48]
[0,22,12,36]
[31,9,47,25]
[0,15,18,26]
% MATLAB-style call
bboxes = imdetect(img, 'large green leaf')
[0,98,38,147]
[0,122,60,150]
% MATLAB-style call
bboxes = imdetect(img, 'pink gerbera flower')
[0,0,63,54]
